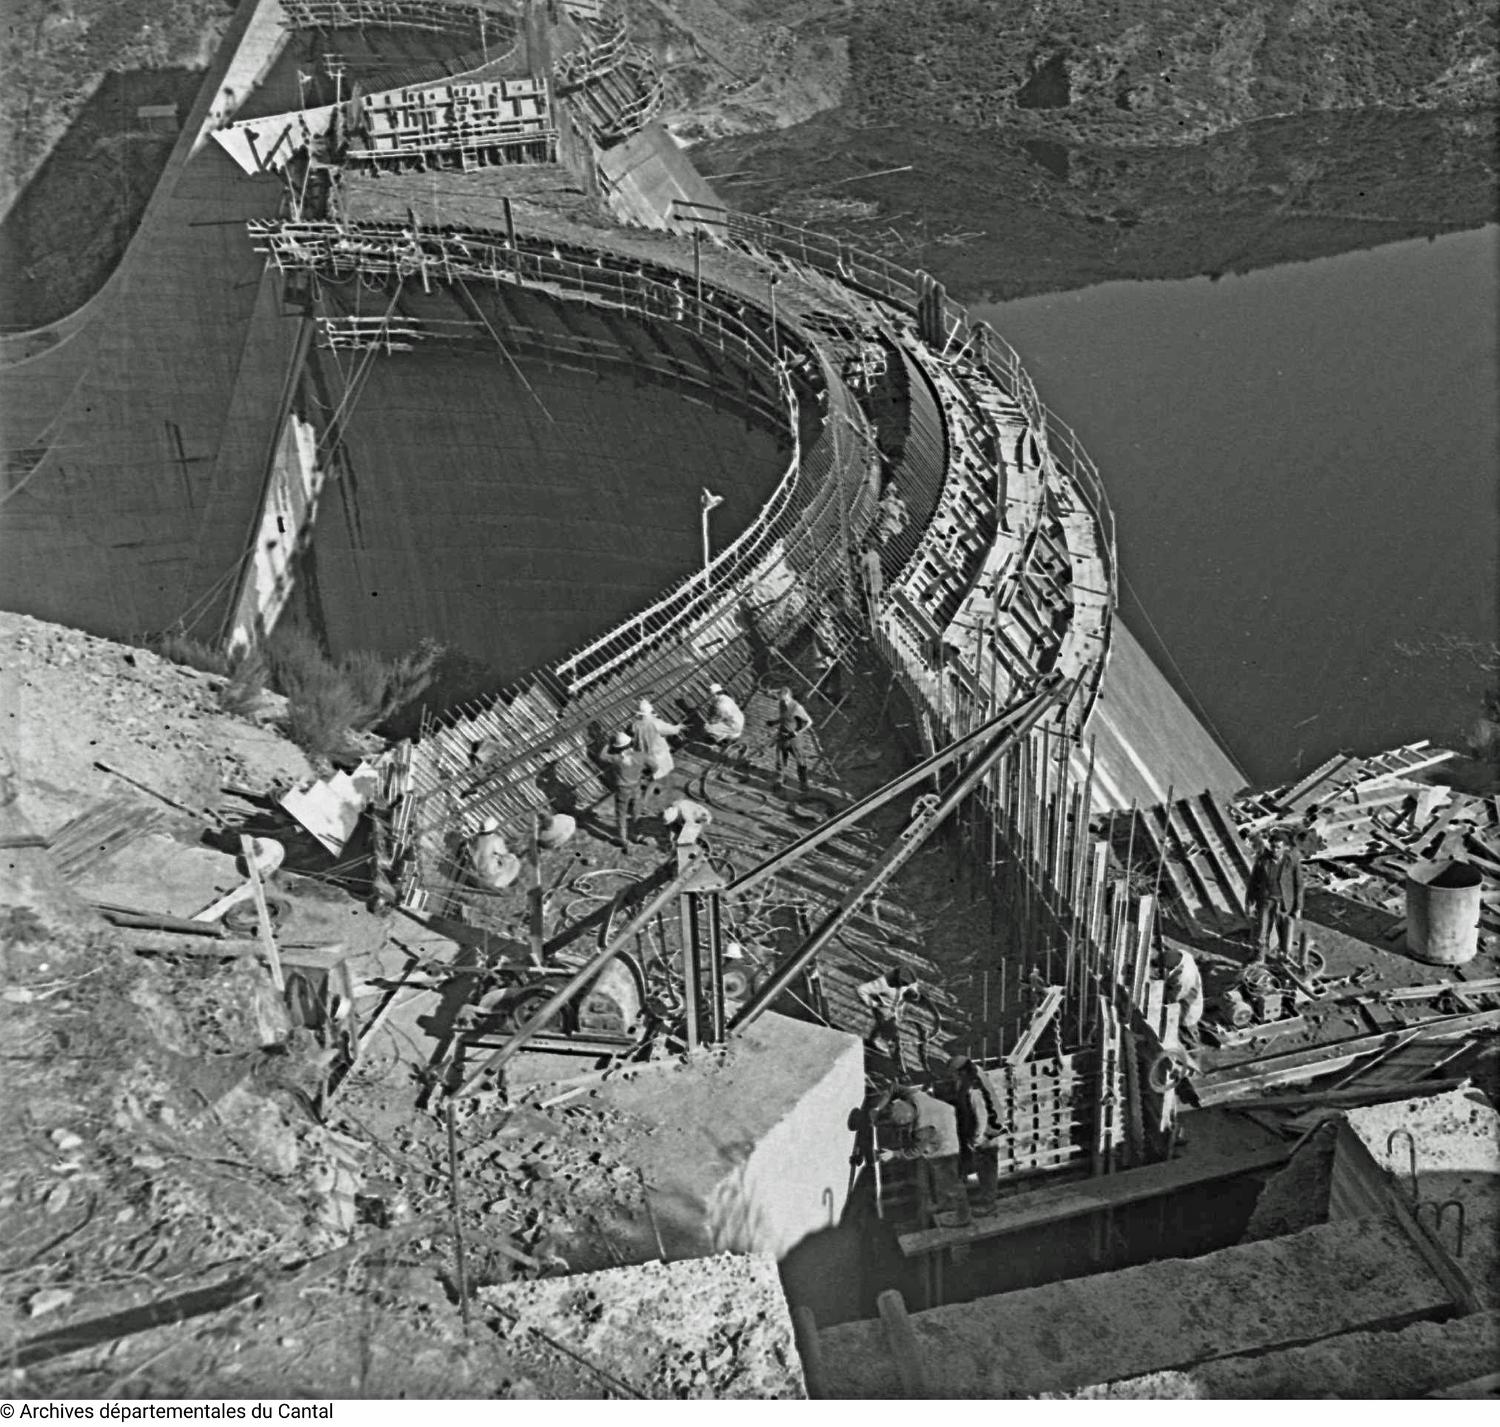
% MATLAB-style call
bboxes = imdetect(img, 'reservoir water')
[977,226,1500,789]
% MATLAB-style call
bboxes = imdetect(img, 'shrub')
[148,631,231,676]
[217,651,267,718]
[264,628,447,763]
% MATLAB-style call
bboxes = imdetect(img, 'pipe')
[731,684,1064,1032]
[454,868,691,1096]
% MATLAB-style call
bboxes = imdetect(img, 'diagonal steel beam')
[729,679,1069,1033]
[727,678,1064,899]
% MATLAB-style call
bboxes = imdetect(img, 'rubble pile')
[2,611,311,833]
[0,615,733,1398]
[1233,741,1500,949]
[479,1253,806,1398]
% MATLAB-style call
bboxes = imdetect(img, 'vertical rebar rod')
[445,1099,471,1329]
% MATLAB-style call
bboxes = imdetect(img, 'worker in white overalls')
[1159,945,1204,1050]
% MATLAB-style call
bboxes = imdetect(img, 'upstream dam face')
[297,280,791,685]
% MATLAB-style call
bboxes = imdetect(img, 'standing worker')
[876,1086,970,1228]
[856,966,922,1064]
[1157,944,1204,1050]
[942,1055,1005,1215]
[1248,828,1305,962]
[469,817,522,890]
[630,698,684,802]
[768,687,814,794]
[811,613,845,706]
[597,731,643,848]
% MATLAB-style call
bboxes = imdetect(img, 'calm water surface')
[977,226,1500,787]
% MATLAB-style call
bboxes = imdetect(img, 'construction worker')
[537,811,576,850]
[1248,828,1305,961]
[701,682,745,746]
[469,818,521,890]
[596,731,643,848]
[856,966,922,1062]
[1158,945,1204,1050]
[661,796,713,847]
[811,614,845,705]
[875,487,909,546]
[768,687,814,793]
[942,1055,1005,1214]
[877,1086,970,1228]
[631,698,684,800]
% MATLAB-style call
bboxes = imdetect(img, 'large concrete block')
[1340,1086,1500,1307]
[819,1215,1451,1398]
[1056,1309,1500,1399]
[598,1011,865,1263]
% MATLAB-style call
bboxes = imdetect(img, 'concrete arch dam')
[292,267,800,686]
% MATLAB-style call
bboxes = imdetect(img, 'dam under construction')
[3,0,1498,1400]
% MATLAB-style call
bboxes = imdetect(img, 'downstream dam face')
[296,278,793,684]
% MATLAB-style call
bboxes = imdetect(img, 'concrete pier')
[818,1214,1453,1397]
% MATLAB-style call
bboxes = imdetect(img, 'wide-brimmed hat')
[480,816,501,833]
[708,682,724,694]
[611,730,632,749]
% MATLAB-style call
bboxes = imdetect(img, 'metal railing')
[254,216,876,817]
[674,201,1117,728]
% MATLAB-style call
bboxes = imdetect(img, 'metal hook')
[1385,1128,1420,1203]
[1417,1198,1467,1259]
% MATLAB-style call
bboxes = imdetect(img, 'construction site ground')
[2,606,1053,1394]
[0,614,841,1396]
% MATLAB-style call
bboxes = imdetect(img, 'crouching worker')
[469,817,521,890]
[661,796,713,848]
[701,683,745,747]
[876,1086,970,1229]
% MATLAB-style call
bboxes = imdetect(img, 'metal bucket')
[1404,859,1483,966]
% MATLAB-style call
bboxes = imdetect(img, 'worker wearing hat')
[661,795,713,847]
[597,731,645,848]
[469,816,521,890]
[941,1054,1004,1215]
[630,697,684,800]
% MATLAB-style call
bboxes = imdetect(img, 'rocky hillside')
[645,0,1498,301]
[844,0,1497,147]
[0,614,792,1398]
[0,0,233,216]
[647,0,1497,148]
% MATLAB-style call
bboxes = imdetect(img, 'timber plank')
[897,1141,1290,1256]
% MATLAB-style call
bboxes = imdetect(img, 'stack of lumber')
[1230,741,1500,939]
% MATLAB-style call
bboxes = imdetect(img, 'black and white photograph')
[1,0,1497,1406]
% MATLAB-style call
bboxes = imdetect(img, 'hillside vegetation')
[846,0,1496,144]
[0,0,234,216]
[657,0,1498,300]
